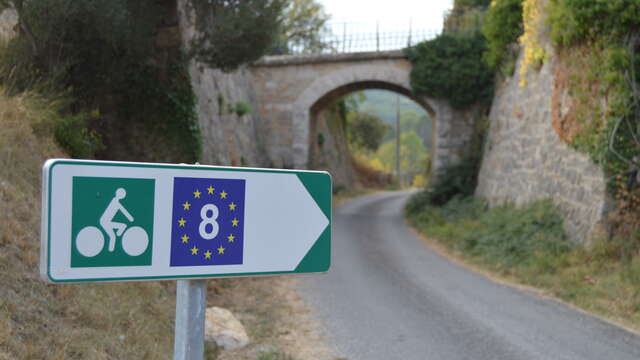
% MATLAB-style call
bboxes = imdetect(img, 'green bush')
[482,0,523,70]
[188,0,285,71]
[406,33,494,109]
[407,196,573,269]
[234,101,252,116]
[346,112,390,152]
[459,200,571,267]
[406,153,482,212]
[53,112,103,159]
[548,0,640,46]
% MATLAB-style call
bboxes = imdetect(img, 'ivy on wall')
[406,33,494,109]
[547,0,640,237]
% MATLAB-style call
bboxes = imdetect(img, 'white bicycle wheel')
[121,226,149,256]
[76,226,104,257]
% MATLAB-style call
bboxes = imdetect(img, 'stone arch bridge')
[249,50,477,182]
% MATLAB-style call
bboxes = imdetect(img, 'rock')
[204,306,249,350]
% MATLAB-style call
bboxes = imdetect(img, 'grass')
[0,89,178,359]
[406,193,640,332]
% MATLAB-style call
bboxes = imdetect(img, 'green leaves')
[346,112,389,152]
[406,33,494,109]
[482,0,523,69]
[549,0,640,46]
[189,0,285,71]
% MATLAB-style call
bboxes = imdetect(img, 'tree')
[347,112,390,152]
[376,131,430,183]
[188,0,286,71]
[270,0,331,54]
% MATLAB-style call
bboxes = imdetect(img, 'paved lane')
[298,191,640,360]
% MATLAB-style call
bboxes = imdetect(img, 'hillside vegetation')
[0,89,179,359]
[407,0,640,332]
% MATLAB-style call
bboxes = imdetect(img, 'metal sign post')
[173,279,207,360]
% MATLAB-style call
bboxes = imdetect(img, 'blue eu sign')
[169,177,246,267]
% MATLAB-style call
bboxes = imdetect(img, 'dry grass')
[350,155,393,189]
[0,90,177,359]
[0,89,336,359]
[208,277,334,360]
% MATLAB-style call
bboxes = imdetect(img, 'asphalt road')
[298,190,640,360]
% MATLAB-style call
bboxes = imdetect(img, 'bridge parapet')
[253,50,407,67]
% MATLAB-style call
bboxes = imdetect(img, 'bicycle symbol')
[75,188,149,257]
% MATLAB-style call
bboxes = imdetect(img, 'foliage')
[234,101,252,116]
[350,152,394,188]
[53,111,103,158]
[444,0,490,33]
[455,0,492,6]
[112,58,200,163]
[547,0,640,228]
[410,196,572,266]
[409,152,481,208]
[0,0,201,162]
[482,0,523,71]
[5,0,161,94]
[188,0,285,71]
[346,112,389,152]
[518,0,547,87]
[269,0,331,55]
[376,132,430,184]
[548,0,640,47]
[407,33,494,109]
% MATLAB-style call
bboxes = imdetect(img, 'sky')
[319,0,454,32]
[315,0,453,52]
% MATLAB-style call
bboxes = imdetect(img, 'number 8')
[199,204,219,240]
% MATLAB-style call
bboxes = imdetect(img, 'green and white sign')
[41,159,332,283]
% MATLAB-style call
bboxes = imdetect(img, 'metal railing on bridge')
[284,21,440,55]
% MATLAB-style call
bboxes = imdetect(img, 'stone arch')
[251,53,476,181]
[290,64,439,172]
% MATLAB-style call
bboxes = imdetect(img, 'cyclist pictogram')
[71,177,155,268]
[75,188,149,258]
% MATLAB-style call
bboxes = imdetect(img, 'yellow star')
[220,190,228,199]
[193,189,201,198]
[182,201,191,210]
[227,234,235,242]
[207,185,215,194]
[229,202,236,211]
[181,234,189,243]
[231,218,239,227]
[204,250,212,259]
[190,246,198,255]
[178,217,186,227]
[217,246,225,255]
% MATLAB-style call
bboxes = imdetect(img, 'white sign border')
[41,159,332,283]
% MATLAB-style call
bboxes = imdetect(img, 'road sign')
[41,159,332,283]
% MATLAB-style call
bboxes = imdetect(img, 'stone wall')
[0,8,16,41]
[308,103,356,188]
[187,64,267,167]
[476,50,608,243]
[176,0,266,167]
